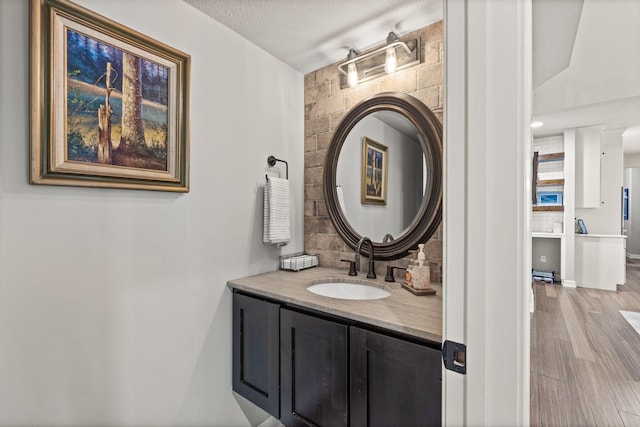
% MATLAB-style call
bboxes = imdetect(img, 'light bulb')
[385,47,397,73]
[348,62,358,87]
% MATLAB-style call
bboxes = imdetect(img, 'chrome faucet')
[356,236,376,279]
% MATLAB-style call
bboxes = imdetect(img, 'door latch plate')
[442,340,466,374]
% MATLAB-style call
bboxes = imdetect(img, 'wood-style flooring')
[530,263,640,426]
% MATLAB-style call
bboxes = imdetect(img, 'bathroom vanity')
[228,267,442,427]
[229,91,445,426]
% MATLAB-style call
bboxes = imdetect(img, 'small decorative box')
[279,253,319,272]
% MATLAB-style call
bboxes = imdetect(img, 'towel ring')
[266,155,288,181]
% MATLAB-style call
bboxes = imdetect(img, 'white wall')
[575,130,624,235]
[0,1,303,425]
[532,238,562,279]
[624,152,640,168]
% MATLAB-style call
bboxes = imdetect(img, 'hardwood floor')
[531,264,640,426]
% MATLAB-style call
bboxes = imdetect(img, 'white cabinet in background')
[575,131,601,208]
[574,234,626,291]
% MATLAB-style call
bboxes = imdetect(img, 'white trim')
[443,0,531,425]
[530,287,535,313]
[563,129,577,285]
[627,253,640,259]
[442,0,467,424]
[576,234,627,239]
[519,2,534,424]
[532,232,564,239]
[562,279,577,288]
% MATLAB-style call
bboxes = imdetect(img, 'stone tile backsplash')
[303,22,444,283]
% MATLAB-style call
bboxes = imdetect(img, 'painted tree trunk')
[119,52,148,155]
[97,62,113,164]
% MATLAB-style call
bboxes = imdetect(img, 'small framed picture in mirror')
[361,137,387,205]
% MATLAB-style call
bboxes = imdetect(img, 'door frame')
[442,0,532,424]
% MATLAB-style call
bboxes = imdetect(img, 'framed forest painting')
[361,137,388,205]
[30,0,190,192]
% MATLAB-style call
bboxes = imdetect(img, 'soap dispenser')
[413,244,431,289]
[405,259,415,288]
[417,244,426,267]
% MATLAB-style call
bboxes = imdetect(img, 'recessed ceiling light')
[530,121,544,128]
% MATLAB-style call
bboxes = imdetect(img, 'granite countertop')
[227,267,442,343]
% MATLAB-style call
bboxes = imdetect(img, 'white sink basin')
[307,282,391,300]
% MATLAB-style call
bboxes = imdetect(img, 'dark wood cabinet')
[232,292,442,427]
[280,308,349,427]
[232,292,280,418]
[350,327,442,427]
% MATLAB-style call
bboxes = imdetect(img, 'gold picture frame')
[361,137,388,205]
[30,0,190,192]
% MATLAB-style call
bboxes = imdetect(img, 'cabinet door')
[350,327,442,427]
[280,309,348,427]
[232,292,280,417]
[576,131,601,208]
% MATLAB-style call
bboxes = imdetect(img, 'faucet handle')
[385,266,406,282]
[340,259,357,276]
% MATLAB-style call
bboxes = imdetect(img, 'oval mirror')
[324,92,442,260]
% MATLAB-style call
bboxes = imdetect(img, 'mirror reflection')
[336,111,429,243]
[324,92,442,260]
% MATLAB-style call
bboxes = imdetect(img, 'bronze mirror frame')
[323,92,443,260]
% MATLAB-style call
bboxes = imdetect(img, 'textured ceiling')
[183,0,443,74]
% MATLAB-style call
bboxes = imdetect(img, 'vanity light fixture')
[347,49,360,87]
[338,32,420,89]
[384,32,399,73]
[530,121,544,128]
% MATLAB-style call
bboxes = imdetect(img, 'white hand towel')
[263,177,291,245]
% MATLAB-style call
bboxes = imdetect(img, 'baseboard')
[562,280,577,288]
[626,252,640,259]
[530,287,535,313]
